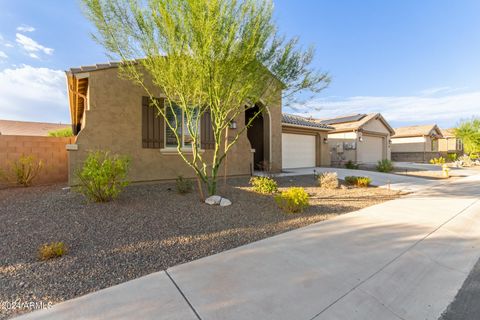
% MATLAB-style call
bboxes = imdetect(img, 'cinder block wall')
[0,136,73,186]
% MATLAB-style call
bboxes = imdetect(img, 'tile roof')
[392,124,443,138]
[318,113,395,134]
[282,114,333,130]
[0,120,70,136]
[68,62,122,74]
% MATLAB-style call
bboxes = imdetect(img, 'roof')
[0,119,70,136]
[68,62,123,74]
[441,128,456,138]
[282,114,334,131]
[392,124,443,138]
[318,113,395,134]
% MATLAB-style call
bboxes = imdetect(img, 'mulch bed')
[0,175,402,319]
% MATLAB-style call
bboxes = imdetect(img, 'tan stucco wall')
[68,68,282,184]
[391,136,426,152]
[438,137,461,152]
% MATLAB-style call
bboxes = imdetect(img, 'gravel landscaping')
[0,175,402,319]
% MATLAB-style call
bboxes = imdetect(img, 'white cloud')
[5,43,14,48]
[288,89,480,127]
[16,25,36,33]
[15,33,54,57]
[0,65,69,122]
[0,51,7,60]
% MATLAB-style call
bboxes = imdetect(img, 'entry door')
[282,133,316,169]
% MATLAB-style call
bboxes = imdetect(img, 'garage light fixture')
[323,137,328,144]
[229,120,237,129]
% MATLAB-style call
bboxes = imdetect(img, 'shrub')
[447,153,458,162]
[318,172,338,189]
[0,155,43,187]
[274,187,309,213]
[376,159,394,172]
[429,157,445,165]
[344,176,372,187]
[75,151,130,202]
[176,175,193,194]
[470,153,479,160]
[47,128,74,137]
[345,160,359,169]
[250,176,278,194]
[459,155,473,167]
[39,242,67,260]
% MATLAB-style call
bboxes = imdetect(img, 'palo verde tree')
[455,117,480,155]
[82,0,330,197]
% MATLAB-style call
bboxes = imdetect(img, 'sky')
[0,0,479,128]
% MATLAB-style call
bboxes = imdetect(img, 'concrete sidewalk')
[16,175,480,320]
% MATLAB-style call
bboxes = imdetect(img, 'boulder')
[220,198,232,207]
[205,195,222,205]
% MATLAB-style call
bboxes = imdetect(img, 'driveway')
[15,174,480,320]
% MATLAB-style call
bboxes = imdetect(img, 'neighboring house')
[391,124,444,162]
[317,113,395,166]
[0,119,69,136]
[281,114,333,169]
[66,62,283,185]
[438,128,463,155]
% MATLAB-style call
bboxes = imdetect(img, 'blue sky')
[0,0,479,128]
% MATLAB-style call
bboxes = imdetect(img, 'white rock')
[220,198,232,207]
[205,195,222,205]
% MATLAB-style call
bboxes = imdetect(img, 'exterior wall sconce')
[323,137,328,144]
[357,131,363,142]
[388,139,392,148]
[229,120,237,129]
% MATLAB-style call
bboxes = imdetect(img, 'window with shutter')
[141,96,164,149]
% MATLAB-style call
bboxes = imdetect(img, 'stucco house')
[316,113,395,166]
[438,128,463,155]
[281,114,333,169]
[391,124,444,162]
[66,62,283,185]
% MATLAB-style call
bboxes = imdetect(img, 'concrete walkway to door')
[16,175,480,320]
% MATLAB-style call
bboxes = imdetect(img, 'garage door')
[358,135,384,163]
[282,133,316,169]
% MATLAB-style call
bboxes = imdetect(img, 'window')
[165,103,200,148]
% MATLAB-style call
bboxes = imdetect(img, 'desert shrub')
[345,160,359,169]
[75,151,130,202]
[470,153,479,160]
[0,155,43,187]
[459,155,473,167]
[176,175,193,194]
[318,172,338,189]
[447,153,458,162]
[39,242,67,260]
[345,176,372,187]
[250,176,278,194]
[376,159,394,172]
[274,187,309,213]
[429,157,445,165]
[47,128,73,137]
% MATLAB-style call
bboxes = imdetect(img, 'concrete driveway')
[16,174,480,320]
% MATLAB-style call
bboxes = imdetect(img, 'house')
[65,62,283,185]
[281,114,333,169]
[438,128,463,155]
[317,113,395,166]
[390,124,444,162]
[0,119,69,136]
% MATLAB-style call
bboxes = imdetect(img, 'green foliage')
[82,0,330,196]
[454,118,480,154]
[250,176,278,194]
[75,151,130,202]
[447,153,458,162]
[345,160,359,169]
[39,242,67,260]
[318,172,338,189]
[0,155,43,187]
[470,153,479,160]
[429,157,446,165]
[345,176,372,188]
[48,127,74,137]
[376,159,394,172]
[274,187,309,213]
[176,175,193,194]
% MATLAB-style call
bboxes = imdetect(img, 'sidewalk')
[16,175,480,320]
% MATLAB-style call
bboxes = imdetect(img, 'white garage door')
[358,135,384,163]
[282,133,316,169]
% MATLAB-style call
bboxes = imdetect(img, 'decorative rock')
[220,198,232,207]
[205,195,222,205]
